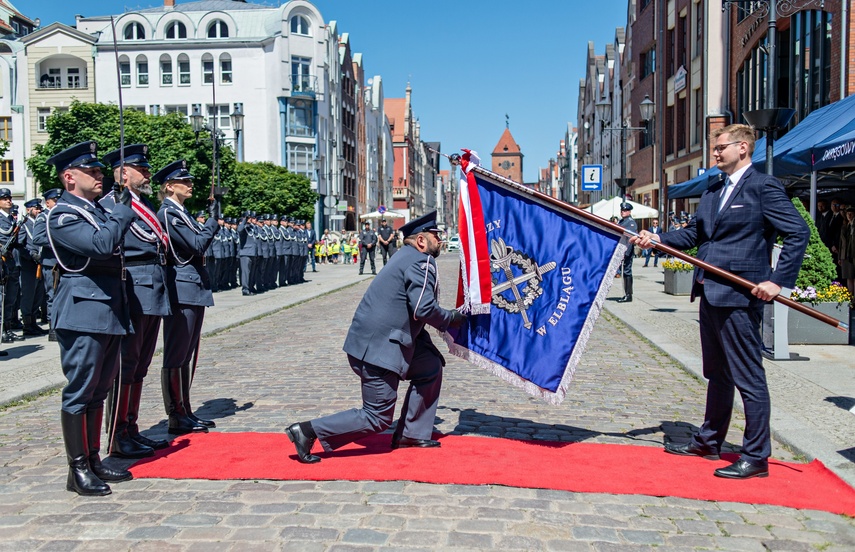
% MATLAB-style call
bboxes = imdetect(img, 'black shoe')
[714,459,769,480]
[90,455,133,483]
[616,295,633,303]
[168,415,208,435]
[391,436,441,450]
[109,431,154,459]
[2,331,19,343]
[22,325,49,336]
[132,433,169,450]
[242,291,255,296]
[358,271,363,275]
[664,441,720,460]
[188,412,216,428]
[0,350,7,357]
[371,271,376,275]
[285,423,320,464]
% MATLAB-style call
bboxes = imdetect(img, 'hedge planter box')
[664,269,693,296]
[765,302,851,345]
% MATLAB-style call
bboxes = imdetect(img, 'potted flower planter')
[663,269,693,296]
[764,302,851,345]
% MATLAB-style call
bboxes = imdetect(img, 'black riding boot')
[22,315,48,336]
[162,368,207,435]
[182,363,215,428]
[109,384,154,459]
[87,407,132,483]
[127,381,168,450]
[61,410,110,496]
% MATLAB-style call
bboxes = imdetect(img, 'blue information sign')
[581,164,603,191]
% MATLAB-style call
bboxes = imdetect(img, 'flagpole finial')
[448,153,461,166]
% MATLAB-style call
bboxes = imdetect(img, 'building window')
[37,108,50,132]
[207,20,228,38]
[679,14,687,67]
[164,104,189,122]
[202,53,214,84]
[0,117,10,141]
[119,56,131,87]
[290,15,310,35]
[640,47,655,79]
[219,53,232,84]
[165,21,187,39]
[124,22,145,40]
[136,55,149,86]
[160,54,173,85]
[288,100,313,137]
[693,88,702,146]
[0,160,12,183]
[287,143,313,179]
[207,104,231,129]
[66,67,81,88]
[677,97,687,152]
[695,1,703,58]
[291,56,311,91]
[178,54,191,85]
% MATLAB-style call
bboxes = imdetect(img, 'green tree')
[790,197,838,291]
[228,161,316,220]
[26,100,235,214]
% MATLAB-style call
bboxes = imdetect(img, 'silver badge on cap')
[90,142,97,152]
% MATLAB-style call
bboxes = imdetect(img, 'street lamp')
[596,94,655,201]
[230,104,245,162]
[190,103,245,197]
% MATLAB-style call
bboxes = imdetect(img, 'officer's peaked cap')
[153,160,193,184]
[400,210,439,239]
[47,141,105,173]
[43,188,62,201]
[620,202,633,211]
[103,144,151,169]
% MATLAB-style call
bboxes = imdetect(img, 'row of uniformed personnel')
[40,140,227,497]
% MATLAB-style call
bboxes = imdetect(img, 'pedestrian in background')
[616,203,637,302]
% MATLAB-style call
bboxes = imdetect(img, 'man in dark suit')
[634,124,808,479]
[642,219,662,267]
[46,141,137,495]
[286,211,465,463]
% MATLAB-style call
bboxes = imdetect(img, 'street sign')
[324,207,334,215]
[581,164,603,191]
[378,205,386,214]
[330,215,346,220]
[323,196,337,208]
[337,201,348,212]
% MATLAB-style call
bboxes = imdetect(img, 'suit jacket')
[660,166,808,308]
[343,244,456,377]
[158,199,219,308]
[47,193,136,334]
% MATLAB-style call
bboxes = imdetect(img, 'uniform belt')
[125,254,166,267]
[55,265,126,279]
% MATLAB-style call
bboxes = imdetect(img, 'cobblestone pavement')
[0,255,853,550]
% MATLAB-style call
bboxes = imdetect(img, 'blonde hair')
[711,124,756,155]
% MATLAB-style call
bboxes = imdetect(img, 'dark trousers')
[311,345,443,452]
[19,260,44,319]
[162,304,205,370]
[379,243,396,265]
[120,312,162,384]
[239,256,254,293]
[57,329,121,414]
[693,290,770,465]
[42,262,56,322]
[2,268,20,328]
[359,247,376,273]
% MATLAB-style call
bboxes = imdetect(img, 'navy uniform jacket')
[359,229,378,248]
[618,216,637,255]
[101,194,171,318]
[273,225,285,256]
[212,226,227,259]
[237,218,257,257]
[659,166,808,307]
[158,199,219,308]
[47,193,136,334]
[342,244,456,378]
[31,209,57,269]
[283,226,296,255]
[297,228,308,256]
[18,216,40,265]
[0,211,19,270]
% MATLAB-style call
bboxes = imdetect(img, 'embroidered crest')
[90,142,97,153]
[489,238,556,330]
[181,160,187,169]
[142,145,148,155]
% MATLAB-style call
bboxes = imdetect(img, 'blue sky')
[24,0,627,182]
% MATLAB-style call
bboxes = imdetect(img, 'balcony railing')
[38,80,88,90]
[289,75,317,97]
[392,187,408,200]
[286,124,316,138]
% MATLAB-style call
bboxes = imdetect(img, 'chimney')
[164,0,175,8]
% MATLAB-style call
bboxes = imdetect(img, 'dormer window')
[207,20,229,38]
[124,22,145,40]
[165,21,187,39]
[290,15,310,36]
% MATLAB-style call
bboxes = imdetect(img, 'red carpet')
[130,432,855,515]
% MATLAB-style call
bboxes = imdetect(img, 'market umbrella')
[359,210,405,219]
[591,197,658,220]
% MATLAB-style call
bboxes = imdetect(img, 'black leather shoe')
[714,459,768,479]
[188,412,216,428]
[132,433,169,450]
[664,441,720,460]
[242,291,255,296]
[391,436,441,450]
[616,295,633,303]
[0,350,7,357]
[286,423,320,464]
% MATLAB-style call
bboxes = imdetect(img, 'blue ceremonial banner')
[446,166,627,404]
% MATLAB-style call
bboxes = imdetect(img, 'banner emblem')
[490,238,556,329]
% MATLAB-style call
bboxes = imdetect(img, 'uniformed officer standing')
[305,220,317,272]
[156,160,220,435]
[211,215,227,292]
[18,198,48,336]
[31,188,61,341]
[226,217,239,290]
[46,141,137,496]
[283,217,298,285]
[358,221,378,275]
[376,218,397,266]
[100,144,171,459]
[238,212,258,295]
[0,188,22,343]
[296,219,308,283]
[271,215,285,287]
[617,202,638,303]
